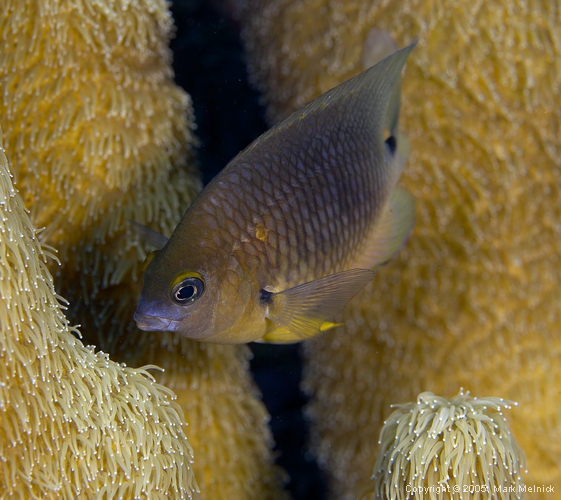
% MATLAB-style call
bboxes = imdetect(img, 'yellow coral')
[0,0,200,350]
[127,340,288,499]
[237,0,561,498]
[138,340,289,500]
[370,391,525,500]
[0,129,198,498]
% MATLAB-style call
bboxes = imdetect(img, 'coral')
[0,0,200,351]
[369,392,525,500]
[1,1,288,498]
[141,349,288,498]
[135,339,290,500]
[236,0,561,498]
[0,130,198,498]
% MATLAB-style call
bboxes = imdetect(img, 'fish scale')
[134,40,417,343]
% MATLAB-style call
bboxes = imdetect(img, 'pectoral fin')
[262,268,375,342]
[366,185,415,269]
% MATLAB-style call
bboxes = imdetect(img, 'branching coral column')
[237,0,561,498]
[0,130,198,498]
[135,340,289,500]
[0,0,200,351]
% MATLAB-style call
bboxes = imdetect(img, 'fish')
[134,39,417,344]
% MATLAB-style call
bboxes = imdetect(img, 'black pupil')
[177,284,196,301]
[172,277,204,305]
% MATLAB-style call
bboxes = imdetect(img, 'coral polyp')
[0,130,198,498]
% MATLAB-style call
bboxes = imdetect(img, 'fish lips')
[134,311,173,331]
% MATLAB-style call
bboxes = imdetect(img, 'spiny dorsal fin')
[264,268,375,340]
[129,220,169,250]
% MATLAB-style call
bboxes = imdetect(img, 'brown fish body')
[135,41,416,343]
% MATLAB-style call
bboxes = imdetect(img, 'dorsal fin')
[362,29,404,137]
[129,220,169,250]
[241,39,418,156]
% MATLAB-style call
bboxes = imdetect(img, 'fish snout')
[134,311,172,331]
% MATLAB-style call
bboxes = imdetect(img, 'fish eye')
[171,273,205,305]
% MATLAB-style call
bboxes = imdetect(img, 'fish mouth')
[134,312,173,331]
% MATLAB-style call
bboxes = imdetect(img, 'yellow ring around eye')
[141,250,158,273]
[171,271,205,291]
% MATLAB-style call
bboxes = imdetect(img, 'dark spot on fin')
[260,289,274,304]
[385,135,397,155]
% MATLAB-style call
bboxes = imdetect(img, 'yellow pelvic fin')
[263,268,374,341]
[258,320,343,344]
[258,325,299,344]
